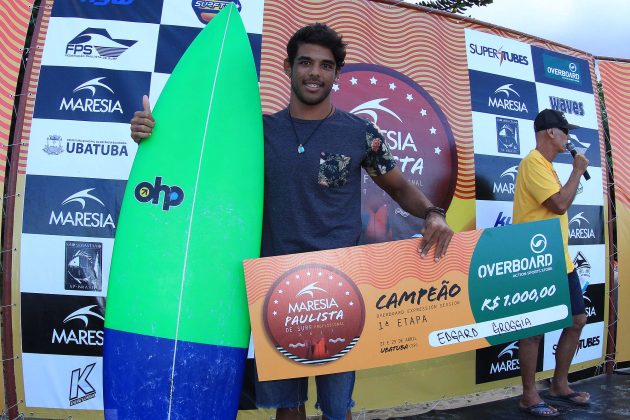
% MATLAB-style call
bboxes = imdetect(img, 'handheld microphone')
[566,142,590,181]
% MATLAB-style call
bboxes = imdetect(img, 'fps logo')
[496,117,520,154]
[66,28,137,60]
[135,177,184,211]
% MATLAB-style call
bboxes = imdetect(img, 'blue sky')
[465,0,630,59]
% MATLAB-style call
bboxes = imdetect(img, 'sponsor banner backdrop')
[20,234,112,296]
[245,220,572,381]
[22,353,103,410]
[599,60,630,362]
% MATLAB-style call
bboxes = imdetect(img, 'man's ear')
[283,59,292,77]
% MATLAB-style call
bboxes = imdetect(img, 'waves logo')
[549,96,585,116]
[65,241,102,291]
[263,264,365,365]
[192,0,242,23]
[60,77,123,115]
[134,177,184,211]
[66,28,136,60]
[496,117,520,154]
[331,64,457,242]
[44,134,64,155]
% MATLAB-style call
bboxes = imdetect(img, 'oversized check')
[244,219,572,381]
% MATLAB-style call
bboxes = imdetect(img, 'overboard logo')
[543,54,582,85]
[496,117,520,154]
[66,28,136,60]
[477,233,552,279]
[69,363,96,406]
[65,241,102,291]
[264,265,365,365]
[192,0,242,24]
[549,96,584,116]
[468,43,529,66]
[54,305,104,348]
[135,177,184,211]
[333,64,457,243]
[44,134,64,155]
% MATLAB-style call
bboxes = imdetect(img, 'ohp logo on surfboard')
[134,176,184,211]
[263,264,365,365]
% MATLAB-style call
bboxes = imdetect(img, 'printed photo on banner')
[471,112,536,158]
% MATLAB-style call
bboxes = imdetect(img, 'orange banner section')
[0,0,33,191]
[599,60,630,362]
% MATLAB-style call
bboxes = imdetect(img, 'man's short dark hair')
[286,23,346,70]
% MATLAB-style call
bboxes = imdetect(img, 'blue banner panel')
[22,175,126,238]
[34,66,151,124]
[554,127,602,168]
[567,205,605,245]
[155,24,261,76]
[532,46,593,94]
[469,70,539,120]
[474,154,521,202]
[52,0,163,24]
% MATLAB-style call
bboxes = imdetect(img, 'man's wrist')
[424,206,446,219]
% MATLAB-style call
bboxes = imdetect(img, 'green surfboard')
[103,5,263,418]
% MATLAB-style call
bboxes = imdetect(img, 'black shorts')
[567,269,586,316]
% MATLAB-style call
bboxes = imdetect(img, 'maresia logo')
[475,340,543,383]
[332,64,457,242]
[469,70,538,119]
[65,241,103,291]
[23,175,124,238]
[21,293,105,357]
[475,155,521,201]
[34,66,150,123]
[192,0,242,23]
[264,264,365,365]
[66,28,136,60]
[567,206,604,245]
[135,177,184,211]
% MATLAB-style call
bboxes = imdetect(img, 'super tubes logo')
[263,264,365,365]
[134,177,184,211]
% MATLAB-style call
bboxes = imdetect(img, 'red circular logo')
[263,264,365,365]
[332,64,457,243]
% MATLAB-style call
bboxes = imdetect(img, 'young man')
[513,109,590,417]
[131,23,453,420]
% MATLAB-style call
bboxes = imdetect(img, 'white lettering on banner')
[428,305,568,347]
[478,254,553,278]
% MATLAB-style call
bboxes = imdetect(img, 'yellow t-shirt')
[513,149,574,273]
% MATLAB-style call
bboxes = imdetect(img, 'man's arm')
[372,166,453,261]
[543,154,589,214]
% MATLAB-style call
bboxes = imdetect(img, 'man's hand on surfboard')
[130,95,155,143]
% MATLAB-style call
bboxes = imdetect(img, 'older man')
[513,109,590,417]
